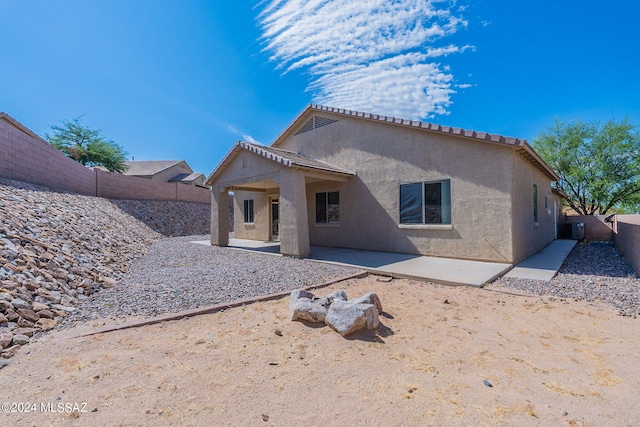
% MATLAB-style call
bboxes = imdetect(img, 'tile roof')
[124,160,188,176]
[272,104,559,181]
[168,172,205,183]
[238,142,355,176]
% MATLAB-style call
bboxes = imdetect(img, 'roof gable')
[206,141,355,186]
[124,160,190,176]
[271,104,559,181]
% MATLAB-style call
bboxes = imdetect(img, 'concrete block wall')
[1,114,96,196]
[614,215,640,276]
[1,113,210,204]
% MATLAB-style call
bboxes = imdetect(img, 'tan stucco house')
[125,160,207,187]
[206,105,561,263]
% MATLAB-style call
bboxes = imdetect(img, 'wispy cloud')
[227,125,261,145]
[257,0,473,119]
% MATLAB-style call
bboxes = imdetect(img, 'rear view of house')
[207,105,559,263]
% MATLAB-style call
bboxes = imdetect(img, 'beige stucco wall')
[210,112,558,262]
[281,114,517,262]
[233,190,272,241]
[212,149,283,242]
[510,153,556,263]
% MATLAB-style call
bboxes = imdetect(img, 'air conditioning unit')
[571,222,585,240]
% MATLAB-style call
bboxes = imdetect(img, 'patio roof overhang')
[206,141,355,189]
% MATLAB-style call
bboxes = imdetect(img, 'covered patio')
[207,142,355,258]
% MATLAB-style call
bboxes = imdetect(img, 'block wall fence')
[613,215,640,276]
[0,113,210,204]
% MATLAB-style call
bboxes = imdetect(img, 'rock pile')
[0,179,163,363]
[290,289,383,336]
[112,199,210,237]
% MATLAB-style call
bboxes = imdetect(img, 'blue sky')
[1,0,638,176]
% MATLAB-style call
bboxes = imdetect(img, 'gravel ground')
[60,235,359,328]
[491,242,640,317]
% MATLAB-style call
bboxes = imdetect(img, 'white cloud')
[257,0,473,119]
[227,125,261,145]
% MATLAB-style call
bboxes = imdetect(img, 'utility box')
[571,222,585,240]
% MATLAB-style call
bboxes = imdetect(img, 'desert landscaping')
[1,178,640,426]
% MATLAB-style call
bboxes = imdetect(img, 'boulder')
[351,292,383,314]
[289,289,349,323]
[325,299,380,336]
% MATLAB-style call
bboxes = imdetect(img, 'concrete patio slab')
[195,238,511,287]
[504,239,577,281]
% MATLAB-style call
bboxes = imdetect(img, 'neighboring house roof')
[271,104,560,181]
[168,172,205,183]
[0,112,50,145]
[206,141,356,186]
[124,160,191,177]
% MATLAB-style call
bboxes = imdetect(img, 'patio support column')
[210,185,229,247]
[279,169,310,257]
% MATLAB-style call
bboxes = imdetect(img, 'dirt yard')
[1,275,639,426]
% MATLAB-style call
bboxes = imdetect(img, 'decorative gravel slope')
[61,235,360,327]
[491,242,640,317]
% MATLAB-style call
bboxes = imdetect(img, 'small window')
[316,191,339,224]
[243,199,254,223]
[400,180,451,224]
[533,184,538,223]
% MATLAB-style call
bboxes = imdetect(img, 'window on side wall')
[399,180,451,224]
[533,184,538,223]
[316,191,339,224]
[243,199,254,223]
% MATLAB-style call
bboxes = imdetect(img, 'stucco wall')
[233,190,272,241]
[283,114,516,262]
[1,114,210,204]
[510,153,555,263]
[614,215,640,276]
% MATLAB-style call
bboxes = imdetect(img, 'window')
[316,191,339,224]
[243,199,254,223]
[533,184,538,223]
[399,180,451,224]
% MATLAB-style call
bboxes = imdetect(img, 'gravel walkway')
[60,235,359,328]
[491,242,640,317]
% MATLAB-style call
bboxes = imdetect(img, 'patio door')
[270,198,279,241]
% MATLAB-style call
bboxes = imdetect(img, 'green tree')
[45,117,129,173]
[533,118,640,215]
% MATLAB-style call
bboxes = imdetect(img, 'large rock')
[351,292,383,314]
[325,299,380,336]
[289,289,348,323]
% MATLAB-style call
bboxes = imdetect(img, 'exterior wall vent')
[314,116,338,128]
[294,116,339,135]
[295,118,314,135]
